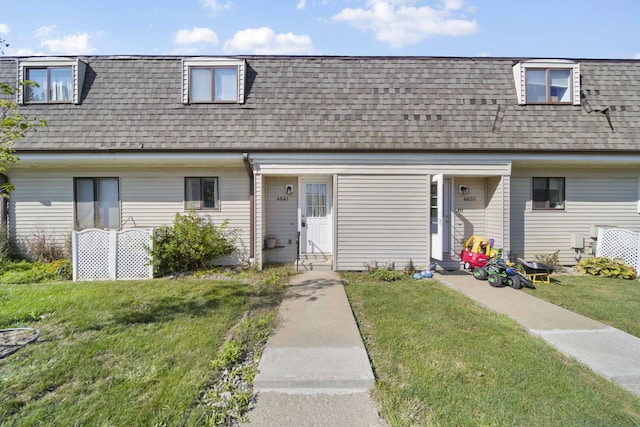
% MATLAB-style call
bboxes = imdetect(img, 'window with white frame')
[18,58,86,105]
[513,60,580,106]
[74,178,120,229]
[185,177,219,210]
[182,58,245,104]
[532,177,565,210]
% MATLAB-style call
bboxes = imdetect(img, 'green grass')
[0,273,285,426]
[522,274,640,337]
[343,273,640,426]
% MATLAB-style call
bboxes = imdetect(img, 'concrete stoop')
[253,347,375,394]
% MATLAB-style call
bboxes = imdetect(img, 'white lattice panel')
[73,229,153,281]
[74,229,111,281]
[116,230,153,280]
[596,228,640,273]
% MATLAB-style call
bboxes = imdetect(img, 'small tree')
[1,38,48,195]
[149,211,237,276]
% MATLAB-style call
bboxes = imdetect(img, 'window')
[532,177,565,210]
[513,60,580,106]
[18,58,86,105]
[185,177,219,210]
[189,66,238,102]
[74,178,120,229]
[526,68,572,104]
[25,67,73,103]
[182,58,245,104]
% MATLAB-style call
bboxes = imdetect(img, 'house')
[0,55,638,271]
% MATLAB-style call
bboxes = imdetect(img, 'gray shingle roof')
[1,55,639,153]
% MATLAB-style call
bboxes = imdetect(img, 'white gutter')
[10,152,245,168]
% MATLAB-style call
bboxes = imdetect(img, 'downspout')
[243,153,255,260]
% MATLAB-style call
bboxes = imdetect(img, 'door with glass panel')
[300,178,332,254]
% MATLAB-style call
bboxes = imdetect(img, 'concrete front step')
[253,347,375,393]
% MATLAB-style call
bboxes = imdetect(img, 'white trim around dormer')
[513,59,580,106]
[17,57,86,105]
[181,58,246,104]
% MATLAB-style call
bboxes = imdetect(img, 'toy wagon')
[517,258,554,284]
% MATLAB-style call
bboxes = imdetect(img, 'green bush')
[535,250,562,271]
[577,257,637,280]
[148,212,236,276]
[0,259,72,284]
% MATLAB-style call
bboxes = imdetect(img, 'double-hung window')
[185,177,219,210]
[25,67,73,103]
[182,58,246,104]
[526,68,572,104]
[532,177,565,210]
[74,178,120,229]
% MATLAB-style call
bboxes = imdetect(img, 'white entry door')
[300,178,332,254]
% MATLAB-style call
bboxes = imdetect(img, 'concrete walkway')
[437,270,640,397]
[244,268,640,425]
[244,270,385,426]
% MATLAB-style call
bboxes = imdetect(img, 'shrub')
[149,212,236,276]
[535,250,562,271]
[26,229,66,263]
[577,257,637,280]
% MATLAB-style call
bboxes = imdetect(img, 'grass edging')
[181,267,291,426]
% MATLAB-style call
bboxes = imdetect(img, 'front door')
[300,178,332,254]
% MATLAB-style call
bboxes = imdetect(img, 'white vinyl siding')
[511,168,640,265]
[452,177,487,254]
[263,176,298,264]
[8,167,250,264]
[335,175,428,271]
[485,176,509,251]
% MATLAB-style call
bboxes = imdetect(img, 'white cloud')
[223,27,314,54]
[0,23,10,35]
[10,47,46,56]
[297,0,307,10]
[332,0,478,48]
[633,53,640,59]
[175,27,219,45]
[443,0,463,10]
[40,32,95,54]
[36,25,57,39]
[200,0,232,14]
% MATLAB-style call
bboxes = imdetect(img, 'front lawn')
[0,272,286,426]
[343,273,640,426]
[522,274,640,337]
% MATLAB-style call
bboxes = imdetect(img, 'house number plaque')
[277,196,289,201]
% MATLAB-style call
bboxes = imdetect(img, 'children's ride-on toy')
[472,256,535,289]
[460,235,493,270]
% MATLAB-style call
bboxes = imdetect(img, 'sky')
[1,0,639,59]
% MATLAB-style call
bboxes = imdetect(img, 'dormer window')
[525,68,572,104]
[513,60,580,106]
[18,57,87,105]
[25,66,73,103]
[182,58,246,104]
